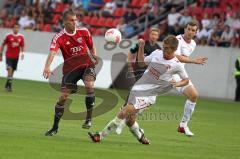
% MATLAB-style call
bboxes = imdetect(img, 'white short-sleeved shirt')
[128,49,188,109]
[175,34,196,59]
[131,49,188,92]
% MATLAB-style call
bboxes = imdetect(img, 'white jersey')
[128,49,189,109]
[173,34,196,93]
[175,34,196,60]
[131,49,188,92]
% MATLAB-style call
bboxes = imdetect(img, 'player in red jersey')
[43,9,98,136]
[0,24,25,92]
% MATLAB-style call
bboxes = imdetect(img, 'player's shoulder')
[4,32,13,38]
[52,30,65,42]
[152,49,163,56]
[18,33,24,37]
[76,27,91,34]
[176,34,182,39]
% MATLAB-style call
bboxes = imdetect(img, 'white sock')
[116,119,126,134]
[180,99,196,127]
[129,121,143,140]
[100,117,124,139]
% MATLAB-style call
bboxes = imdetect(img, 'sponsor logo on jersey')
[77,37,82,43]
[70,46,83,55]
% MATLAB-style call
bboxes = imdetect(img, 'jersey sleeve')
[130,43,139,54]
[50,34,60,52]
[177,64,189,79]
[84,29,93,50]
[20,36,25,48]
[3,35,8,45]
[144,49,159,65]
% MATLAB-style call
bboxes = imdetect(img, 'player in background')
[88,35,189,145]
[43,9,98,136]
[127,28,161,81]
[173,20,208,137]
[0,24,25,92]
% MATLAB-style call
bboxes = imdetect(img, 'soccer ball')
[105,28,122,44]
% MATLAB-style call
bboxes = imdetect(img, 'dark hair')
[63,9,76,20]
[185,20,199,30]
[163,35,178,49]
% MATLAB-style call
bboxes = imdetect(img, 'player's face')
[149,31,159,42]
[162,43,176,60]
[184,25,198,39]
[13,25,19,34]
[64,14,77,32]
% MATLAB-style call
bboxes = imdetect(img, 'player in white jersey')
[173,20,208,137]
[88,35,189,145]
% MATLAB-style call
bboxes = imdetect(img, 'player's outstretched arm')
[137,39,146,68]
[176,55,208,65]
[170,78,189,87]
[43,51,56,79]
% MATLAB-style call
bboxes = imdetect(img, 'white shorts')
[172,74,193,94]
[128,95,156,110]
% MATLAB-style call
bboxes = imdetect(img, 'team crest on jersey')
[77,37,82,43]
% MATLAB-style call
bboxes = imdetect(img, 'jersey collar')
[64,28,76,36]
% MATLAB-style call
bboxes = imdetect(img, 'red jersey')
[50,27,95,73]
[3,33,25,59]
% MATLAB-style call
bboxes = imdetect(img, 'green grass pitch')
[0,78,239,159]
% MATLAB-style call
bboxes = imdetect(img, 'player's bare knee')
[126,117,135,127]
[189,92,198,102]
[58,94,69,104]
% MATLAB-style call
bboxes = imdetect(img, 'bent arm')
[176,55,207,65]
[137,39,146,68]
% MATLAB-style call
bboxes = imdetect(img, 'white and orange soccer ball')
[105,28,122,44]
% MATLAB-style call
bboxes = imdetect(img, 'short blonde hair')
[163,35,179,49]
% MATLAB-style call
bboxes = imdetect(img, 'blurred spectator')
[167,7,181,35]
[225,4,235,18]
[208,24,223,46]
[123,9,137,23]
[101,0,117,17]
[230,13,240,31]
[116,18,127,35]
[88,0,104,11]
[178,10,192,29]
[209,13,220,29]
[196,14,212,45]
[18,10,29,29]
[218,25,234,47]
[202,0,219,8]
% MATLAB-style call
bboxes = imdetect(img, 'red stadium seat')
[94,28,103,35]
[112,18,121,27]
[54,3,65,13]
[104,18,114,28]
[89,16,99,26]
[113,8,126,18]
[52,14,60,24]
[129,0,142,8]
[103,0,111,3]
[82,16,91,24]
[96,17,107,27]
[42,24,52,32]
[133,9,142,17]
